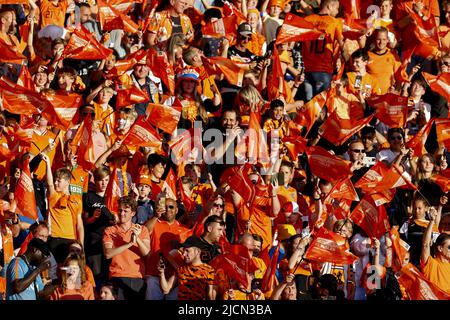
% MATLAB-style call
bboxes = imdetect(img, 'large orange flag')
[104,166,121,217]
[367,93,409,128]
[202,56,247,87]
[201,15,238,39]
[106,49,147,78]
[116,85,150,108]
[0,79,44,115]
[276,13,324,44]
[281,135,307,161]
[326,178,359,202]
[350,195,390,239]
[220,165,256,207]
[304,227,358,265]
[390,226,411,272]
[146,103,181,134]
[162,168,177,200]
[14,157,38,220]
[44,91,82,126]
[168,127,204,165]
[405,118,434,157]
[0,37,26,64]
[122,116,162,149]
[97,0,140,34]
[422,72,450,102]
[147,48,175,95]
[106,0,143,13]
[394,45,416,83]
[63,25,113,60]
[244,111,270,171]
[17,66,36,91]
[70,117,96,171]
[435,118,450,149]
[319,113,374,145]
[268,47,287,101]
[429,169,450,193]
[305,146,353,182]
[397,263,450,300]
[294,90,328,136]
[261,243,280,294]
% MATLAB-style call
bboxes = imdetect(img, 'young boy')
[41,154,84,264]
[132,170,154,225]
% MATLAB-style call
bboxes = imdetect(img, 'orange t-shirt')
[421,256,450,294]
[69,166,89,197]
[346,71,381,97]
[177,263,215,300]
[30,129,58,180]
[146,219,189,277]
[367,50,401,94]
[40,0,68,29]
[103,223,150,279]
[50,281,95,300]
[302,14,343,74]
[48,192,82,240]
[276,185,298,207]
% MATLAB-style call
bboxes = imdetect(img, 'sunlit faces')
[34,72,48,87]
[170,0,190,14]
[279,165,294,185]
[180,79,197,95]
[151,162,166,180]
[54,177,70,193]
[247,12,259,31]
[269,5,282,17]
[411,80,426,97]
[105,54,117,71]
[221,110,238,130]
[207,221,225,243]
[134,64,150,79]
[34,225,49,242]
[163,198,178,222]
[337,222,353,239]
[437,240,450,260]
[271,106,284,121]
[79,5,91,24]
[183,246,201,264]
[418,155,435,174]
[352,57,367,73]
[374,31,388,51]
[95,176,110,193]
[412,199,428,220]
[99,285,116,300]
[348,141,365,162]
[118,203,135,224]
[137,183,151,199]
[440,214,450,234]
[57,73,76,91]
[380,0,393,18]
[98,87,114,104]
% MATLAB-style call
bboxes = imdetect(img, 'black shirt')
[198,237,221,263]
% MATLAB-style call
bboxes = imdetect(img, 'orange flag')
[422,72,450,102]
[106,50,147,78]
[394,45,416,83]
[390,226,411,272]
[326,178,360,202]
[220,165,256,207]
[116,85,150,108]
[281,135,307,161]
[342,18,367,40]
[146,103,181,134]
[70,117,96,171]
[367,93,409,128]
[304,227,358,265]
[168,127,204,165]
[0,79,44,115]
[319,113,374,145]
[106,0,142,13]
[0,144,18,162]
[104,166,121,217]
[370,189,397,207]
[17,66,36,91]
[44,91,82,125]
[350,195,390,239]
[201,15,238,39]
[17,231,33,256]
[276,13,324,44]
[4,123,33,148]
[305,146,353,182]
[162,168,177,200]
[435,118,450,149]
[147,48,176,95]
[244,111,271,171]
[178,178,196,213]
[261,243,280,294]
[202,56,247,87]
[268,47,287,101]
[0,37,26,64]
[63,25,113,60]
[97,0,140,34]
[122,116,161,149]
[397,263,450,300]
[340,0,361,23]
[405,118,434,157]
[14,157,38,220]
[429,169,450,193]
[294,90,328,136]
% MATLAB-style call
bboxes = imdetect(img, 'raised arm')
[421,207,438,264]
[41,154,55,195]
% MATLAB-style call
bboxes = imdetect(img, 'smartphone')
[362,157,376,167]
[277,172,285,186]
[354,75,362,89]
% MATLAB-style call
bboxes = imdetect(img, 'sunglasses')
[442,61,450,67]
[389,136,403,141]
[166,205,176,210]
[351,149,365,154]
[213,203,224,208]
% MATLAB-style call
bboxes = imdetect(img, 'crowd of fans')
[0,0,449,300]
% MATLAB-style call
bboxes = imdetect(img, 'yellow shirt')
[277,185,297,207]
[422,255,450,294]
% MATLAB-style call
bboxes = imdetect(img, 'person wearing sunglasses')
[376,128,413,173]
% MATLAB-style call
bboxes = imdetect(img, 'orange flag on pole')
[146,103,181,134]
[162,168,177,200]
[394,45,416,83]
[147,48,176,95]
[294,90,328,136]
[122,116,162,149]
[97,0,140,34]
[201,15,238,39]
[0,79,44,115]
[70,117,96,171]
[220,165,256,207]
[261,243,280,294]
[116,85,150,108]
[435,118,450,149]
[245,111,271,170]
[281,135,307,161]
[0,37,26,64]
[405,119,434,157]
[63,25,113,60]
[390,226,411,272]
[44,92,82,125]
[429,169,450,193]
[17,66,36,91]
[349,195,390,239]
[327,178,360,202]
[202,56,247,87]
[14,157,38,220]
[319,113,374,145]
[276,13,324,44]
[367,93,409,128]
[422,72,450,102]
[304,227,358,265]
[168,127,204,165]
[305,146,353,182]
[104,165,121,217]
[268,47,287,101]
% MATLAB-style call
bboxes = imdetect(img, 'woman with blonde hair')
[235,84,269,127]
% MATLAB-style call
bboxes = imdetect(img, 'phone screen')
[277,172,285,186]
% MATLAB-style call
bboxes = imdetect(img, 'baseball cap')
[28,238,51,257]
[237,23,253,36]
[281,201,300,216]
[277,224,297,241]
[181,236,205,249]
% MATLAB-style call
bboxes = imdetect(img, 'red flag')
[340,0,361,23]
[305,146,353,182]
[202,56,247,87]
[268,47,287,101]
[178,178,196,213]
[162,168,177,200]
[17,66,36,91]
[261,243,280,293]
[350,195,390,239]
[370,189,397,207]
[435,118,450,149]
[97,0,140,34]
[397,263,450,300]
[281,135,307,160]
[342,18,367,40]
[63,25,113,60]
[327,178,360,202]
[116,86,150,108]
[430,169,450,193]
[394,46,416,83]
[168,127,204,165]
[367,93,409,128]
[147,48,175,95]
[0,37,26,64]
[104,166,121,216]
[70,117,96,171]
[276,13,324,44]
[319,113,374,145]
[121,116,162,149]
[220,165,256,206]
[390,226,410,272]
[422,72,450,102]
[146,103,181,134]
[0,79,44,115]
[14,157,38,220]
[294,90,328,136]
[405,119,434,157]
[304,227,358,265]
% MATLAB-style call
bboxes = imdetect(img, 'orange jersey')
[302,14,343,74]
[48,192,82,240]
[40,0,68,29]
[69,166,89,197]
[421,256,450,294]
[50,281,95,300]
[177,263,215,300]
[346,71,381,97]
[367,50,401,94]
[30,129,58,180]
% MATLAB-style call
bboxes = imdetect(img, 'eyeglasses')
[240,35,251,40]
[389,136,403,141]
[351,149,365,154]
[166,205,176,210]
[442,61,450,67]
[213,203,224,208]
